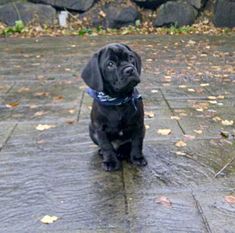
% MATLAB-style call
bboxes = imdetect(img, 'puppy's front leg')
[130,131,147,166]
[97,129,121,171]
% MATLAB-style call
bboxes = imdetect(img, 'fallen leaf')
[155,196,172,208]
[193,129,203,134]
[209,100,217,104]
[179,85,187,89]
[157,129,171,135]
[5,102,20,108]
[53,95,64,101]
[213,116,222,122]
[196,108,204,112]
[36,124,56,131]
[17,87,30,93]
[188,88,195,92]
[34,111,46,117]
[208,96,217,100]
[217,95,225,99]
[40,215,58,224]
[184,134,195,141]
[224,195,235,205]
[175,140,187,147]
[68,109,75,114]
[145,111,155,118]
[200,83,209,87]
[221,120,234,126]
[145,124,150,129]
[34,92,49,97]
[171,116,180,120]
[151,89,158,93]
[175,151,186,156]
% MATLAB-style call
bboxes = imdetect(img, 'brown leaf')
[53,95,64,101]
[5,101,20,108]
[224,195,235,204]
[155,196,172,208]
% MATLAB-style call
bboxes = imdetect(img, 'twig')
[215,153,235,178]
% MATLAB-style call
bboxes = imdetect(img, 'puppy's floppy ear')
[81,53,103,91]
[120,43,142,75]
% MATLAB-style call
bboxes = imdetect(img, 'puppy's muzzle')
[123,66,140,85]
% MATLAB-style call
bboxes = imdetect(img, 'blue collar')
[86,87,142,110]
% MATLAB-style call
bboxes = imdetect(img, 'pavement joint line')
[76,90,85,122]
[0,123,17,153]
[191,192,213,233]
[159,88,186,135]
[121,165,131,233]
[5,81,16,95]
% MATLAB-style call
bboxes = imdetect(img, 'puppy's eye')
[129,55,135,62]
[107,61,115,69]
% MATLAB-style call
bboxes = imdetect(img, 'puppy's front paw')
[102,159,121,171]
[130,155,147,167]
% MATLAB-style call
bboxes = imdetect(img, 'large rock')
[29,0,95,12]
[0,2,56,26]
[214,0,235,28]
[80,2,141,29]
[132,0,167,9]
[153,1,198,27]
[106,6,141,29]
[187,0,207,9]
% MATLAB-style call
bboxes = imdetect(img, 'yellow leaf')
[208,96,217,100]
[5,102,20,108]
[179,85,187,89]
[145,111,155,118]
[208,100,217,104]
[175,140,187,147]
[200,83,209,87]
[157,129,171,135]
[194,129,203,134]
[145,124,150,129]
[221,120,233,126]
[188,88,195,92]
[175,151,186,156]
[40,215,58,224]
[36,124,56,131]
[171,116,180,120]
[196,108,204,112]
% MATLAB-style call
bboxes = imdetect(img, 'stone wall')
[0,0,234,28]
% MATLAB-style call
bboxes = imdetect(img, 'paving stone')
[193,190,235,233]
[123,142,214,193]
[127,192,206,233]
[0,122,126,233]
[184,139,235,176]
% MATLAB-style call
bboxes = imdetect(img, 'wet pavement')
[0,34,235,233]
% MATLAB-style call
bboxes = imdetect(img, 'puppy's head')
[81,43,141,97]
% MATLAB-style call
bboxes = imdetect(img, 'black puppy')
[81,43,147,171]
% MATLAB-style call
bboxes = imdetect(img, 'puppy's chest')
[106,109,134,133]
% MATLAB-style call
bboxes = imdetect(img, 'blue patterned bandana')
[86,87,142,110]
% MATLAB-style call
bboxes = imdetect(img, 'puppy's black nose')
[123,66,134,76]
